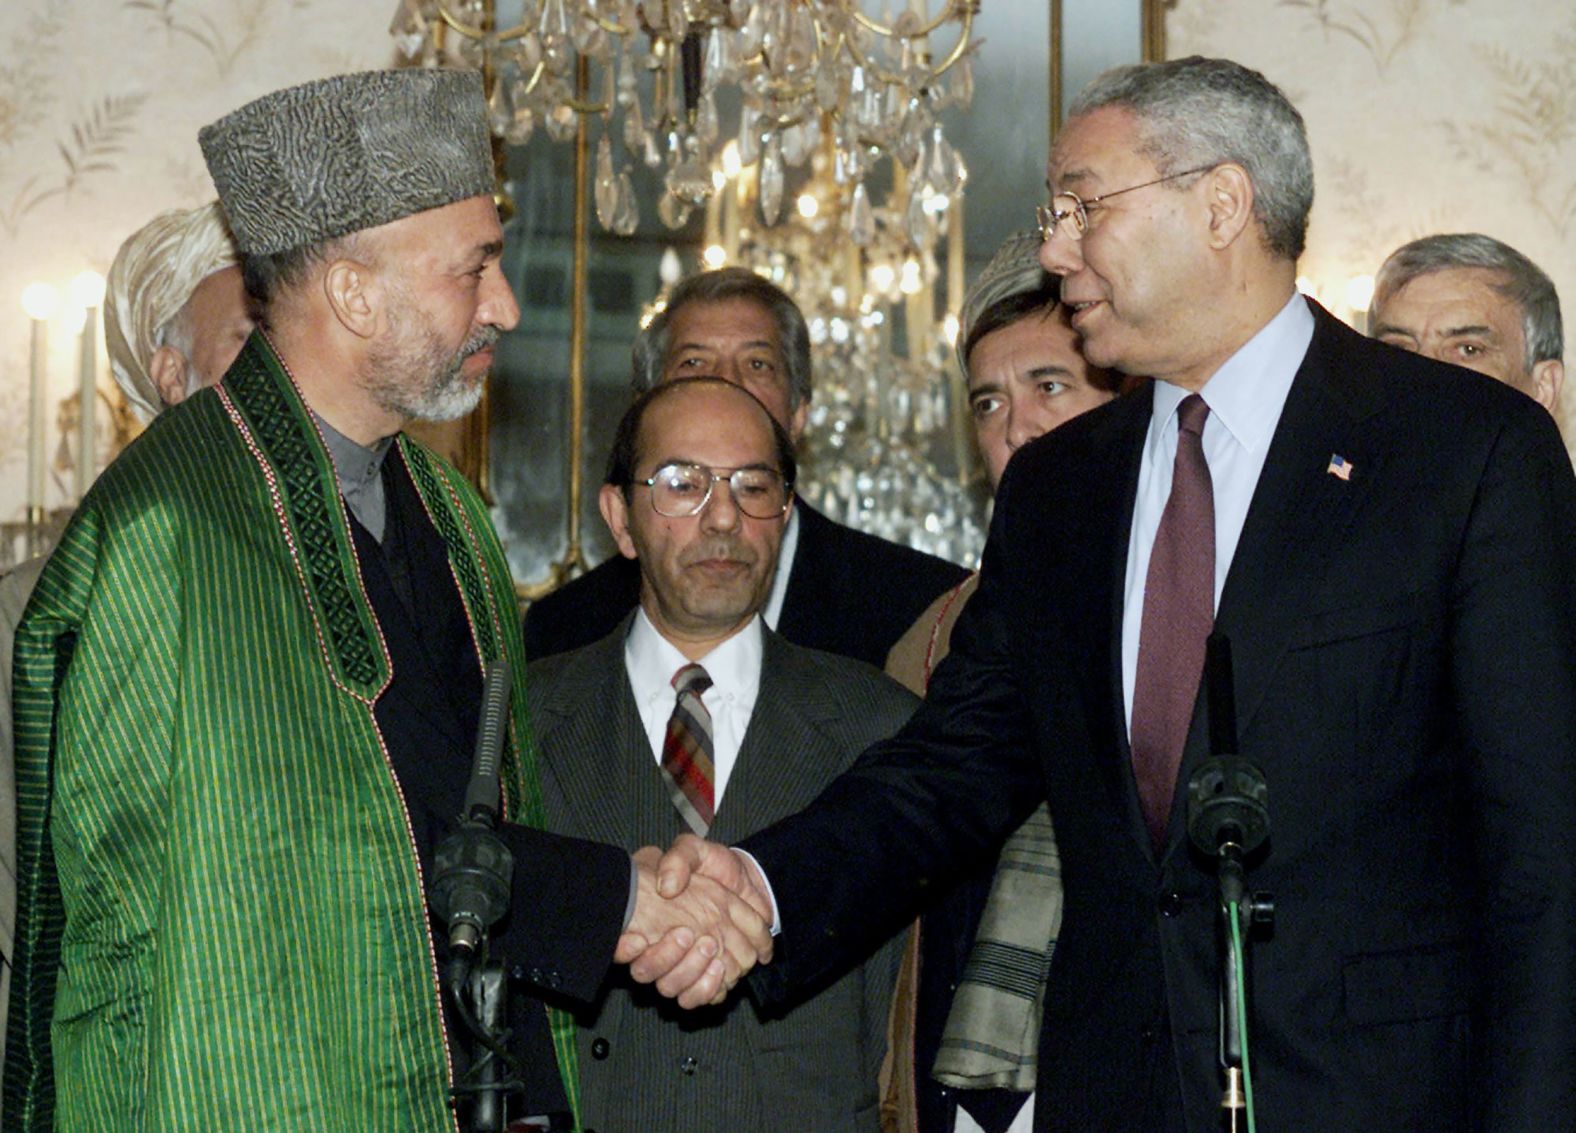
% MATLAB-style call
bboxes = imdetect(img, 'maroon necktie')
[660,663,716,835]
[1129,394,1215,850]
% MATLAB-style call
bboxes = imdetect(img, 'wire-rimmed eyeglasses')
[638,462,793,519]
[1035,165,1214,242]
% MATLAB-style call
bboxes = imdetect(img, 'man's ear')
[1531,358,1564,417]
[149,345,191,408]
[788,399,810,444]
[322,258,379,339]
[1202,163,1255,250]
[599,483,639,561]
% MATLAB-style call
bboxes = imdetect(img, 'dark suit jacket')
[528,619,918,1132]
[523,501,969,667]
[350,454,630,1117]
[742,301,1576,1132]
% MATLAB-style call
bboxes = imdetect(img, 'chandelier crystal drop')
[389,0,980,249]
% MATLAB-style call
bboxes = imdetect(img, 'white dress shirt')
[956,1094,1035,1133]
[1120,292,1314,733]
[625,609,765,807]
[762,505,799,629]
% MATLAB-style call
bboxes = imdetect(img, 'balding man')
[523,268,969,669]
[1370,232,1564,415]
[531,376,912,1131]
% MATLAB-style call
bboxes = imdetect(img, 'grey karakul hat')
[956,230,1058,373]
[199,69,495,256]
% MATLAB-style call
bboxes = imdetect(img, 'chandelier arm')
[849,0,968,40]
[840,11,974,87]
[434,3,486,40]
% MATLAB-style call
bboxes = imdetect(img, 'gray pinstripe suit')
[529,617,916,1133]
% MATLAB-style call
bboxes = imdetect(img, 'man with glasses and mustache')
[523,267,969,670]
[527,376,915,1132]
[649,56,1576,1132]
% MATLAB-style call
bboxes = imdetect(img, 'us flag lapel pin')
[1327,453,1354,481]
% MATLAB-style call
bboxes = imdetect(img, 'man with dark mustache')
[522,267,969,669]
[526,375,916,1131]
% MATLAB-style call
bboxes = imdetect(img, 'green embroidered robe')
[3,335,582,1131]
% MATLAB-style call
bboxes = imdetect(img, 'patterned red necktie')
[1129,394,1215,850]
[660,662,716,836]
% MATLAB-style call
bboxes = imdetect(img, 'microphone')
[1186,634,1270,862]
[430,661,515,960]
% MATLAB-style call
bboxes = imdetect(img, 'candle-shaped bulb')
[22,281,60,320]
[69,269,106,310]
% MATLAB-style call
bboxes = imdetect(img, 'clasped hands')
[615,835,775,1008]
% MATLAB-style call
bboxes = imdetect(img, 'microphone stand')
[430,661,521,1132]
[462,958,510,1132]
[1187,635,1274,1133]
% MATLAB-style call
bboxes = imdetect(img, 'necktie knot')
[672,662,713,698]
[1177,393,1210,440]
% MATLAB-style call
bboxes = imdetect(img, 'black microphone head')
[430,824,514,948]
[1187,756,1270,858]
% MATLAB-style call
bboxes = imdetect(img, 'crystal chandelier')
[673,147,989,565]
[389,0,977,247]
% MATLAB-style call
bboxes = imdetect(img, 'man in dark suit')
[643,57,1576,1131]
[522,267,968,668]
[529,375,913,1130]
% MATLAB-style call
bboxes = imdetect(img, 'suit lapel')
[533,625,661,847]
[774,502,830,644]
[710,630,837,845]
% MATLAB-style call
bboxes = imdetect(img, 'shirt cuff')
[732,847,782,936]
[622,859,638,931]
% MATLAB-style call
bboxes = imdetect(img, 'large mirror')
[463,2,1169,595]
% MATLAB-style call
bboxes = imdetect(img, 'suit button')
[1158,891,1183,917]
[680,1055,699,1075]
[591,1037,610,1060]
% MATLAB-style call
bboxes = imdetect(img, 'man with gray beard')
[5,69,767,1131]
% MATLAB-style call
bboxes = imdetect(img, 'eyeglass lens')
[1037,196,1085,241]
[648,463,789,519]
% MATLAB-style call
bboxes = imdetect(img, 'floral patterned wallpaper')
[1169,0,1576,444]
[1,0,1573,534]
[0,0,392,535]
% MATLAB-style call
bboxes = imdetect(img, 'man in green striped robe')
[4,69,767,1132]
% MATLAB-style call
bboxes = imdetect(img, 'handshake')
[615,834,776,1009]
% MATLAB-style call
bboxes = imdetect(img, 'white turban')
[103,202,239,421]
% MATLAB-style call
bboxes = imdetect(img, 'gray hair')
[632,267,813,409]
[1068,56,1314,262]
[1372,233,1564,369]
[241,232,364,321]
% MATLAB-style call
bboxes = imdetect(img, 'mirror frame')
[1050,0,1175,143]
